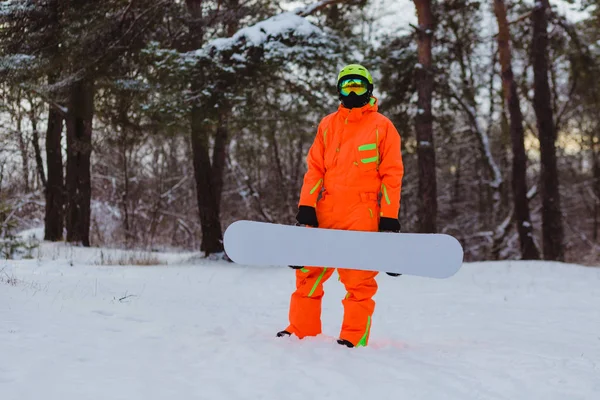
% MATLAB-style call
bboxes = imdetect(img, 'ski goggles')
[339,77,369,96]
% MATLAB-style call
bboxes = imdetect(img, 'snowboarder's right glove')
[296,206,318,227]
[379,217,400,233]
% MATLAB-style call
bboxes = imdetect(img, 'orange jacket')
[298,98,404,219]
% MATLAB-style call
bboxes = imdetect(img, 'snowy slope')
[1,233,600,400]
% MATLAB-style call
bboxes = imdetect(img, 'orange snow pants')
[285,192,379,347]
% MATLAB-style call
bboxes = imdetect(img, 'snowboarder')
[277,64,404,347]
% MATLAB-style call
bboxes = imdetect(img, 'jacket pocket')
[356,141,379,172]
[359,192,380,230]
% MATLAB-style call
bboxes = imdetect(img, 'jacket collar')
[336,97,378,123]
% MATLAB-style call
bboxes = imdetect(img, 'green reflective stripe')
[300,267,309,273]
[309,178,323,195]
[307,268,327,297]
[361,156,378,164]
[382,183,391,205]
[357,315,371,347]
[358,143,376,151]
[369,208,373,218]
[376,129,380,168]
[323,129,328,144]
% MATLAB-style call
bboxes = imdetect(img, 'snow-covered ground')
[2,229,600,400]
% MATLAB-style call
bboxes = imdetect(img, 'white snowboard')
[223,220,464,279]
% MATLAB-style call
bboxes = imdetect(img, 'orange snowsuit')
[285,97,404,346]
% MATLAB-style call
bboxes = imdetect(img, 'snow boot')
[276,330,291,337]
[337,338,354,348]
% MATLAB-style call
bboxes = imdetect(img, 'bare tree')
[44,1,65,242]
[44,76,65,242]
[531,0,565,261]
[185,0,226,255]
[493,0,540,259]
[413,0,438,233]
[65,79,94,246]
[27,97,46,190]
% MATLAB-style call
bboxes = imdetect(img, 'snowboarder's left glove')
[380,217,400,276]
[379,217,400,233]
[296,206,318,227]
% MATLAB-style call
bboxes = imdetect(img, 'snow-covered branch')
[491,184,538,253]
[17,83,68,115]
[527,184,538,200]
[294,0,346,17]
[175,0,343,72]
[0,0,33,16]
[190,11,326,61]
[448,85,503,189]
[0,54,36,73]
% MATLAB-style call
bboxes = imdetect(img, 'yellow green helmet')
[337,64,373,85]
[336,63,374,108]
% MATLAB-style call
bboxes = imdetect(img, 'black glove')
[379,217,400,233]
[380,217,400,276]
[296,205,318,227]
[289,206,317,270]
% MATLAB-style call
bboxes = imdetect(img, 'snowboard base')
[223,220,464,279]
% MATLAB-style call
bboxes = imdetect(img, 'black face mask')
[339,91,370,109]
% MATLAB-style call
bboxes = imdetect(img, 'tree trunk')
[186,0,226,255]
[24,95,47,190]
[43,1,65,242]
[451,150,462,218]
[413,0,438,233]
[44,100,64,242]
[493,0,540,260]
[190,102,224,254]
[212,112,228,216]
[30,114,47,190]
[65,79,94,247]
[531,0,565,261]
[15,109,30,193]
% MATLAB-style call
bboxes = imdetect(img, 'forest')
[1,0,599,264]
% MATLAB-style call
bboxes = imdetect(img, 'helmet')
[337,64,373,85]
[336,64,374,109]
